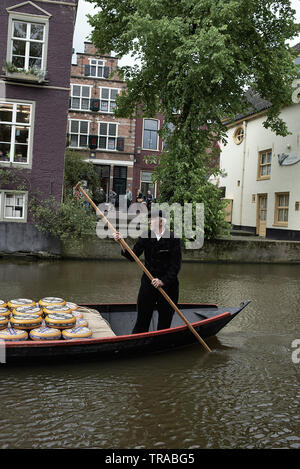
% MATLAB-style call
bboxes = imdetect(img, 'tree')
[87,0,300,239]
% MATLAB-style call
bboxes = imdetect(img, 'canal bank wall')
[60,235,300,264]
[2,233,300,264]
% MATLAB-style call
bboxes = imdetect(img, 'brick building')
[0,0,78,253]
[69,42,136,205]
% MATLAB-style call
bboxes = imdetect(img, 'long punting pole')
[75,182,212,352]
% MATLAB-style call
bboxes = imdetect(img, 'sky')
[72,0,300,66]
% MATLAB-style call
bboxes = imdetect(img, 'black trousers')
[132,280,179,334]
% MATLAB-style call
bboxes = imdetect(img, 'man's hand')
[152,278,164,289]
[113,231,125,252]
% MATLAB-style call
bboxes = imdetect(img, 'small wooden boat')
[3,301,250,363]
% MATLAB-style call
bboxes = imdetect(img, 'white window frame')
[7,12,49,74]
[98,87,119,113]
[0,190,28,223]
[68,119,90,149]
[0,99,35,168]
[97,121,118,151]
[142,118,160,151]
[70,84,92,111]
[88,58,106,78]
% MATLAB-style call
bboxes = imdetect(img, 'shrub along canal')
[0,258,299,449]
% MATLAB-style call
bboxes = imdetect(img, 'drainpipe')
[239,120,247,228]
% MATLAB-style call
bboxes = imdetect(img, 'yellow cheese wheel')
[29,327,62,341]
[72,310,83,319]
[65,302,79,311]
[0,315,9,330]
[45,313,76,329]
[0,300,8,308]
[12,306,43,317]
[7,298,36,309]
[43,305,73,315]
[38,297,66,307]
[0,307,11,318]
[76,318,88,327]
[62,327,93,340]
[0,328,28,341]
[10,314,43,330]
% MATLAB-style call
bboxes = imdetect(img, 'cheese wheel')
[12,306,43,317]
[29,327,62,341]
[76,318,88,327]
[62,327,93,340]
[45,313,76,329]
[0,300,8,308]
[43,305,73,315]
[38,297,66,307]
[0,328,28,341]
[7,298,36,309]
[0,315,9,330]
[72,310,83,319]
[0,307,11,318]
[65,302,79,311]
[10,314,43,330]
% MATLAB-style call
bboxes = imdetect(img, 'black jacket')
[121,229,181,287]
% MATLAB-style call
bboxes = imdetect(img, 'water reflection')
[0,258,300,449]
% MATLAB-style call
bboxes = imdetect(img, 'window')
[0,191,27,222]
[69,120,89,148]
[70,85,91,110]
[99,87,119,113]
[258,150,272,179]
[0,101,32,165]
[89,59,105,78]
[233,126,244,145]
[9,19,46,71]
[274,193,289,226]
[143,119,159,150]
[98,122,118,150]
[140,171,156,198]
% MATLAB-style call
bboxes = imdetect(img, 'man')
[113,210,181,333]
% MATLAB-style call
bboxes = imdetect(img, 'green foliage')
[29,194,97,249]
[87,0,300,240]
[63,149,105,205]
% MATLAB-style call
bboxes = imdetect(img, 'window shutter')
[90,99,100,112]
[88,135,98,149]
[116,137,125,152]
[84,65,90,76]
[103,66,110,78]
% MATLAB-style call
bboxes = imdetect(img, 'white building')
[218,46,300,241]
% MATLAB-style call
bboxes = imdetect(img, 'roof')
[226,42,300,125]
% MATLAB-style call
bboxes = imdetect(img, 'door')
[257,194,268,237]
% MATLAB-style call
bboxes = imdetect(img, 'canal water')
[0,258,299,449]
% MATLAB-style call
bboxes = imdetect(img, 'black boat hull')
[3,301,250,363]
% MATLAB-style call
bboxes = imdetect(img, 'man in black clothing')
[113,210,181,333]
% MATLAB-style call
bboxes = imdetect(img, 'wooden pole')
[75,182,212,352]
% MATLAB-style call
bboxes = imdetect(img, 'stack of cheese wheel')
[7,298,36,309]
[0,315,9,330]
[29,327,61,341]
[10,314,43,330]
[12,305,43,317]
[0,328,28,341]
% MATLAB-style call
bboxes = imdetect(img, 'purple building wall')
[0,0,78,254]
